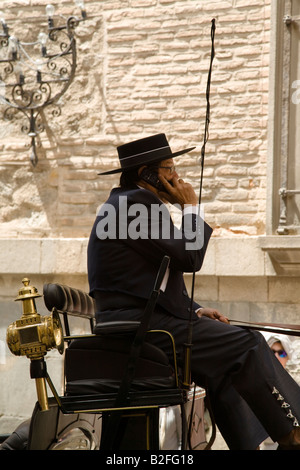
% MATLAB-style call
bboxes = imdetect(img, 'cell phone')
[140,168,166,191]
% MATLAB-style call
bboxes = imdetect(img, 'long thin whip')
[182,18,216,388]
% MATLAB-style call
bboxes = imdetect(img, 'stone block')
[269,278,300,304]
[214,238,265,276]
[0,240,41,274]
[219,276,268,302]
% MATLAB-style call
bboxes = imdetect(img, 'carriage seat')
[43,283,178,397]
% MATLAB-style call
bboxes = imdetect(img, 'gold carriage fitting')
[6,278,64,412]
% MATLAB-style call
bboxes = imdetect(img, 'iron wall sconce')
[0,1,87,166]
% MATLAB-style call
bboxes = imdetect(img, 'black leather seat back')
[43,283,95,319]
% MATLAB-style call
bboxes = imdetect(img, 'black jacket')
[88,186,212,320]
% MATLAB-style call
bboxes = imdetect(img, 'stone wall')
[1,0,300,442]
[0,0,271,238]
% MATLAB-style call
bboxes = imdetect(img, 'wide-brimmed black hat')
[98,133,195,175]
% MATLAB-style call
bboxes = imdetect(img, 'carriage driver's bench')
[4,256,207,450]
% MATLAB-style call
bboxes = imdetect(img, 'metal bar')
[279,188,300,197]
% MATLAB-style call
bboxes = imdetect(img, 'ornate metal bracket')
[278,188,300,235]
[0,2,86,166]
[283,14,300,25]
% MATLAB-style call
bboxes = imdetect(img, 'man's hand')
[196,307,229,324]
[158,174,198,208]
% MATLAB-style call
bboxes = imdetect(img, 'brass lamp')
[6,278,64,411]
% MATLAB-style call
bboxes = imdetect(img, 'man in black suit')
[88,134,300,450]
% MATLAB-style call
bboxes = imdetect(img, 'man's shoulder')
[108,186,161,205]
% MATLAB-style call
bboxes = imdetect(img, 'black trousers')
[99,306,300,450]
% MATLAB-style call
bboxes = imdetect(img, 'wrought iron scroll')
[0,6,86,165]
